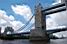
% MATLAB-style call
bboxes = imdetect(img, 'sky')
[0,0,54,33]
[0,0,67,37]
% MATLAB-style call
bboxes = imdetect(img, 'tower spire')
[35,0,43,10]
[36,0,40,5]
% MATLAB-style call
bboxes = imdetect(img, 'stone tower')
[30,3,49,41]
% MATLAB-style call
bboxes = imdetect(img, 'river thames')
[0,39,67,44]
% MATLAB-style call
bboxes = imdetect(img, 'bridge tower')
[30,3,49,42]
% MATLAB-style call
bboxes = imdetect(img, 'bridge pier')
[30,3,49,42]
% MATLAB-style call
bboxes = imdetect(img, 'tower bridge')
[0,0,67,44]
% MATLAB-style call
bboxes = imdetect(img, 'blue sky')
[0,0,55,33]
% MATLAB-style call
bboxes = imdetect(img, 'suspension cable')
[15,14,35,32]
[20,23,35,32]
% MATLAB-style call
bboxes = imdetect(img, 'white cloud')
[0,19,7,25]
[52,0,62,5]
[9,15,15,21]
[46,18,57,28]
[50,11,67,26]
[11,4,35,32]
[0,10,24,33]
[46,10,67,28]
[11,4,32,21]
[46,10,67,37]
[0,10,13,26]
[11,21,24,31]
[46,18,58,30]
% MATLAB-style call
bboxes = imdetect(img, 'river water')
[0,39,67,44]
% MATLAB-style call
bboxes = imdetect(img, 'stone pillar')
[30,3,49,42]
